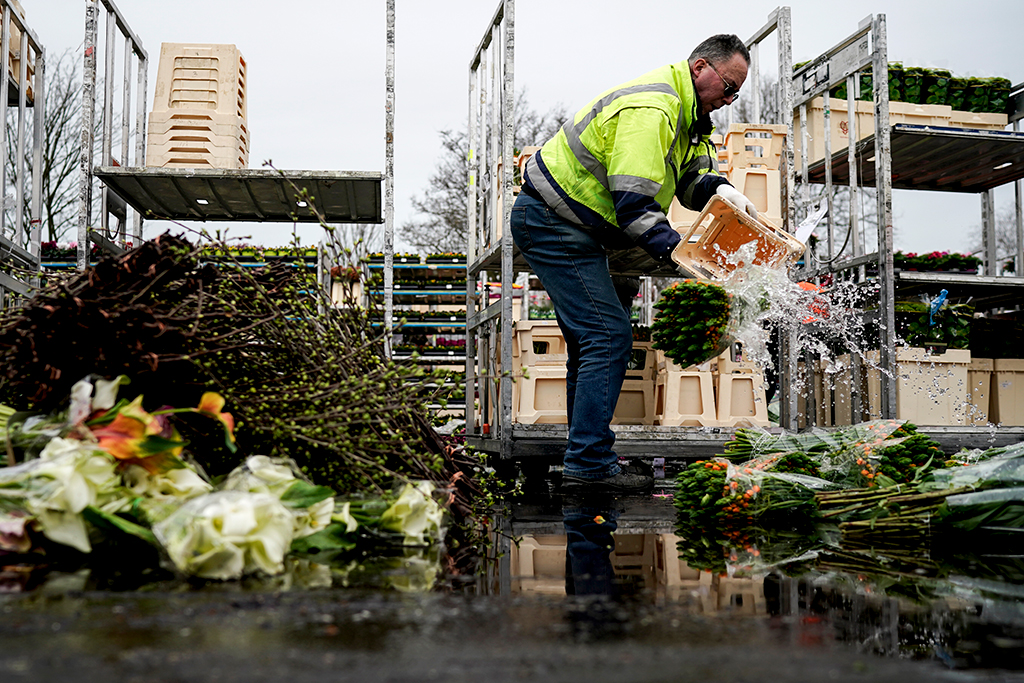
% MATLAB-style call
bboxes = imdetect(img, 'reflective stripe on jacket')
[523,61,727,254]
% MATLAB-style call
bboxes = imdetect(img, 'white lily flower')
[123,463,212,500]
[292,495,335,539]
[92,376,128,411]
[68,379,94,426]
[222,455,332,538]
[0,439,120,553]
[332,501,360,534]
[378,481,446,546]
[152,491,294,580]
[222,455,298,497]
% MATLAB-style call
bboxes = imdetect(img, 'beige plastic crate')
[794,97,952,165]
[715,370,770,427]
[153,43,247,120]
[865,348,971,425]
[148,110,250,141]
[729,167,781,226]
[512,320,568,367]
[820,354,860,427]
[797,359,827,429]
[949,110,1007,130]
[147,110,249,169]
[5,0,33,102]
[672,195,804,281]
[146,146,248,169]
[722,123,786,172]
[654,353,718,427]
[510,535,566,595]
[966,357,993,426]
[991,358,1024,426]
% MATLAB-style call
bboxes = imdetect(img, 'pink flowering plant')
[893,251,981,272]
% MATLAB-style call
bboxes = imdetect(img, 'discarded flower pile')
[0,376,447,583]
[675,420,1024,573]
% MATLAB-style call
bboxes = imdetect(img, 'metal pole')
[872,14,897,418]
[777,6,799,431]
[383,0,395,358]
[465,63,479,437]
[29,46,43,258]
[499,0,515,462]
[823,90,834,259]
[750,41,760,124]
[982,190,997,276]
[99,7,115,239]
[120,34,131,243]
[78,0,98,271]
[847,75,860,258]
[0,6,10,240]
[134,52,146,242]
[14,28,27,245]
[1016,118,1024,277]
[847,77,863,423]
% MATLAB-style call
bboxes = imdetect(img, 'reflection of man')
[512,35,758,492]
[563,501,618,596]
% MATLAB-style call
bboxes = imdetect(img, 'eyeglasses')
[707,61,740,99]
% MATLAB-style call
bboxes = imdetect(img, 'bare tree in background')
[970,205,1022,275]
[401,89,569,254]
[4,49,81,245]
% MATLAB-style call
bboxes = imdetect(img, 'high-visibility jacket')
[522,61,729,259]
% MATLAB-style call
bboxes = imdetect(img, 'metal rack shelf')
[805,124,1024,192]
[95,167,383,224]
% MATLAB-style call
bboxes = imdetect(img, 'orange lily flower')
[198,392,236,445]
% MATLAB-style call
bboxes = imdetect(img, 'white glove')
[716,184,758,221]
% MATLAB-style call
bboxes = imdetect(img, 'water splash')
[710,242,986,426]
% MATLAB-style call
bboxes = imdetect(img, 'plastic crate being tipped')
[671,194,804,281]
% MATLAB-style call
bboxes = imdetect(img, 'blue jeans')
[511,192,633,480]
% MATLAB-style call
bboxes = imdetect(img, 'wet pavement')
[4,473,1024,682]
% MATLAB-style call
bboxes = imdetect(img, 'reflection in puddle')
[491,491,1024,669]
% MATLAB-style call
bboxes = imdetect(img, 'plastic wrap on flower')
[0,438,120,552]
[812,421,943,488]
[152,490,294,579]
[722,458,838,524]
[378,482,446,546]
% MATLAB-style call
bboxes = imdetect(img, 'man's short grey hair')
[689,34,751,66]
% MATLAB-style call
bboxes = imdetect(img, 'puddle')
[4,471,1024,681]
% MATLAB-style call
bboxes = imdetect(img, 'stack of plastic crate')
[510,320,570,424]
[720,124,786,227]
[5,0,33,103]
[610,340,658,426]
[147,43,249,169]
[712,345,770,427]
[509,320,658,425]
[653,351,718,426]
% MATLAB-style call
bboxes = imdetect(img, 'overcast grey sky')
[31,0,1024,253]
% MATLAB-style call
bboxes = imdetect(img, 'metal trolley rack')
[790,14,1024,449]
[0,0,46,306]
[76,0,388,285]
[463,4,796,472]
[465,4,1024,473]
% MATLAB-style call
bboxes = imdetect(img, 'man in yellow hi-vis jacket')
[512,34,757,493]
